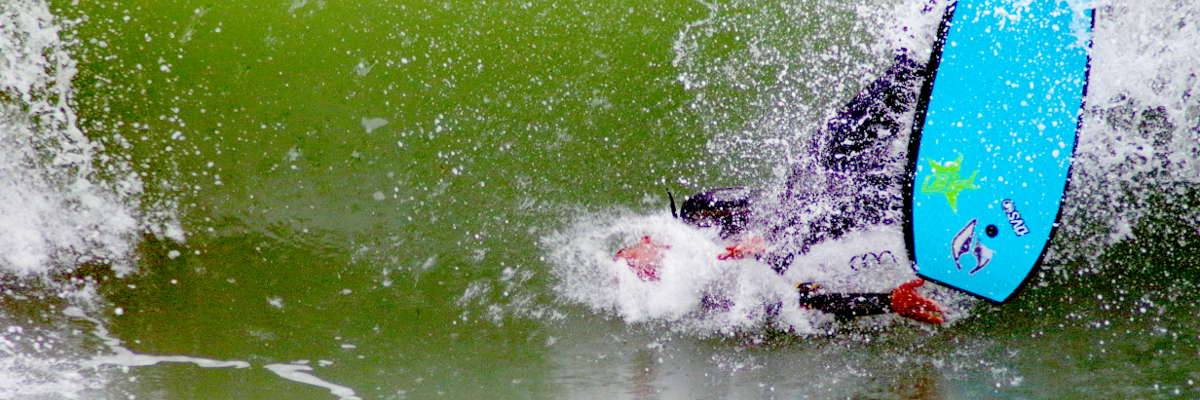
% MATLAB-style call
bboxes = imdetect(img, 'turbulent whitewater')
[546,0,1198,338]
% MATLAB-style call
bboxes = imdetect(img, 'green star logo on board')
[921,153,979,213]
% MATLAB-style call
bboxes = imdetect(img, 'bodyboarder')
[615,52,945,324]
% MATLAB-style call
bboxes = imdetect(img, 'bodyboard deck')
[905,0,1095,302]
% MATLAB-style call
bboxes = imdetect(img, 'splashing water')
[0,0,1196,397]
[546,0,959,337]
[544,209,973,336]
[1052,1,1200,264]
[546,0,1199,341]
[0,0,183,397]
[0,0,182,278]
[545,212,801,334]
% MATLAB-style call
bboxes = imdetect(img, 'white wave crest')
[0,0,182,276]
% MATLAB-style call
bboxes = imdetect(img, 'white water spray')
[0,0,182,277]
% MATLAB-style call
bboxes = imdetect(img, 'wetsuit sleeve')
[817,53,928,174]
[797,292,892,320]
[761,53,931,274]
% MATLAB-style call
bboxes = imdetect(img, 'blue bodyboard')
[905,0,1095,302]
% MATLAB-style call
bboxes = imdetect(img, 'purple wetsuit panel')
[760,54,929,273]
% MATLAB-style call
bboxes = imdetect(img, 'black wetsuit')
[783,54,930,318]
[701,285,894,320]
[687,54,931,319]
[797,291,893,320]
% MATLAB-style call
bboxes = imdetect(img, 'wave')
[0,0,182,278]
[0,0,184,396]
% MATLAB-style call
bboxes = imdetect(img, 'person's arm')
[716,235,766,260]
[796,279,945,324]
[797,291,893,320]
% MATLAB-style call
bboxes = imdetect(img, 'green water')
[10,0,1200,398]
[64,0,723,398]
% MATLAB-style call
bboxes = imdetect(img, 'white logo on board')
[1002,199,1030,236]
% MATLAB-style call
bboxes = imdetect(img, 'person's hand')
[890,279,945,324]
[717,235,766,260]
[614,236,668,281]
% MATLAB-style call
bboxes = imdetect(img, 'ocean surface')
[1,0,1198,398]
